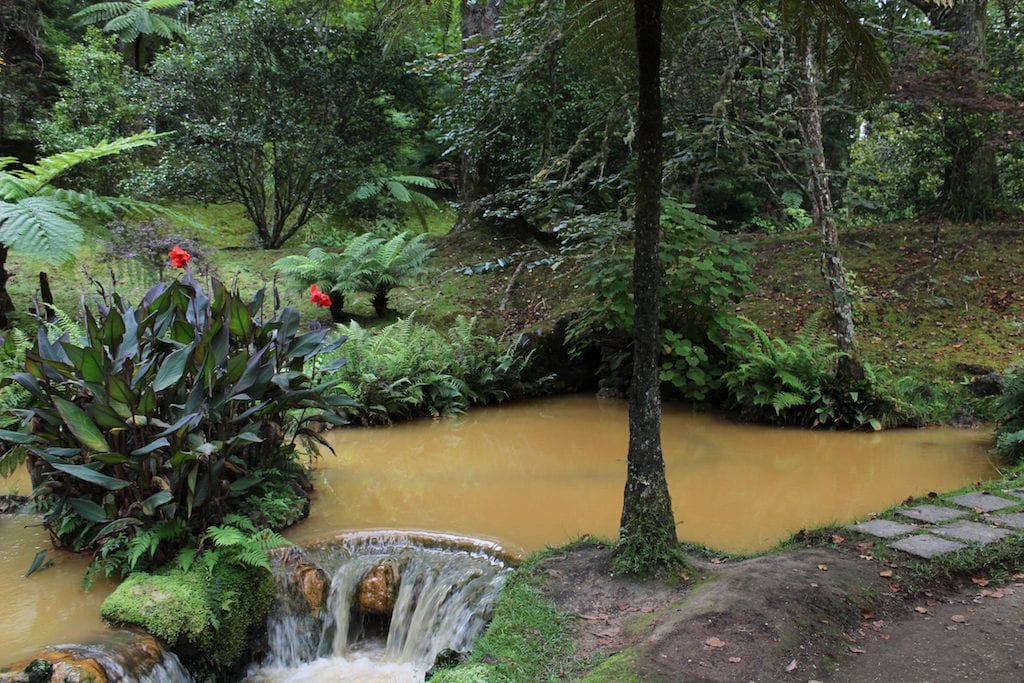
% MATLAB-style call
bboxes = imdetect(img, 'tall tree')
[614,0,681,575]
[783,0,889,381]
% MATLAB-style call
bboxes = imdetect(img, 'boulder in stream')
[356,558,401,615]
[276,546,331,614]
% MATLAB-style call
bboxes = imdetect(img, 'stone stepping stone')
[1004,488,1024,500]
[931,521,1011,545]
[848,519,917,538]
[990,513,1024,530]
[890,534,967,559]
[897,504,965,524]
[948,492,1018,513]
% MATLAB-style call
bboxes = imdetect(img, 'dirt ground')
[535,544,1024,683]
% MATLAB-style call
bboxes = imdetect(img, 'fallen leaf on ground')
[860,607,876,619]
[710,557,725,564]
[888,583,901,592]
[579,613,609,621]
[831,533,845,544]
[817,564,829,571]
[728,657,741,663]
[879,570,893,578]
[981,589,1004,599]
[914,606,929,614]
[856,542,873,551]
[785,658,797,672]
[848,646,867,654]
[971,577,990,586]
[705,637,725,648]
[951,614,969,624]
[859,554,874,560]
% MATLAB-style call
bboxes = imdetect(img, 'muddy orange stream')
[289,395,998,555]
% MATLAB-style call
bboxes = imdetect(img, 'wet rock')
[0,495,28,515]
[949,406,982,429]
[968,372,1005,397]
[356,558,401,615]
[272,547,332,614]
[0,653,106,683]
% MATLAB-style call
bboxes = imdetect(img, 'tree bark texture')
[798,40,863,382]
[618,0,678,557]
[328,292,346,323]
[453,0,506,232]
[0,246,14,329]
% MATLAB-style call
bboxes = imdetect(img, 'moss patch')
[101,562,275,674]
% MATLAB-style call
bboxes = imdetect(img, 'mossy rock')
[101,563,275,674]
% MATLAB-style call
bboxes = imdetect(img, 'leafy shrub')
[325,316,539,424]
[0,274,350,579]
[995,363,1024,464]
[722,318,924,429]
[563,201,753,401]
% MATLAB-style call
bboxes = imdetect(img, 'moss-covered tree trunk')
[615,0,679,575]
[799,39,863,383]
[0,246,14,329]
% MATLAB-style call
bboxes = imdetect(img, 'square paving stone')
[890,534,967,559]
[990,513,1024,530]
[948,492,1018,513]
[931,521,1011,545]
[848,519,918,538]
[896,505,965,524]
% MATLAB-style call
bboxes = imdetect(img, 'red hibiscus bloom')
[309,284,332,308]
[168,245,191,269]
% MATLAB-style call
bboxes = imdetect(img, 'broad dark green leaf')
[0,428,37,444]
[91,517,141,544]
[153,343,194,392]
[49,462,129,490]
[52,396,110,452]
[130,437,170,457]
[141,490,173,516]
[25,550,53,578]
[69,497,108,522]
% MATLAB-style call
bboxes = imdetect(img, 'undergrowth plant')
[324,315,540,424]
[722,317,927,429]
[0,273,350,582]
[562,200,752,401]
[995,362,1024,464]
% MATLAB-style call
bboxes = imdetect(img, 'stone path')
[846,488,1024,560]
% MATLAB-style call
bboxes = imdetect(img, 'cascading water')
[247,532,512,682]
[28,632,192,683]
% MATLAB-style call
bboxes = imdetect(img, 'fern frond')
[0,197,84,263]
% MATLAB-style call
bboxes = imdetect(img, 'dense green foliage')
[325,316,539,424]
[995,363,1024,464]
[0,274,348,579]
[722,318,930,430]
[145,3,429,248]
[565,201,752,401]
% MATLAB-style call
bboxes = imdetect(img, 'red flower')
[168,245,191,269]
[309,284,332,308]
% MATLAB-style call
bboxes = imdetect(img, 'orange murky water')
[0,395,997,663]
[0,516,115,662]
[289,395,998,556]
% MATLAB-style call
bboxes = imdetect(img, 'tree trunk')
[372,285,388,318]
[799,40,863,382]
[0,246,14,329]
[615,0,679,574]
[452,0,506,233]
[329,292,347,323]
[38,271,54,319]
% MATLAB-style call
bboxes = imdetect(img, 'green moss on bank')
[101,562,275,673]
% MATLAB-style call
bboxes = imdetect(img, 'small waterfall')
[248,532,512,682]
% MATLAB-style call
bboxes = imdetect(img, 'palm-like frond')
[2,133,158,200]
[74,0,189,42]
[0,197,85,263]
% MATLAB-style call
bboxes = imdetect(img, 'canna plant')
[0,272,350,579]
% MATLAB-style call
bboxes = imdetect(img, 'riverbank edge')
[429,461,1024,682]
